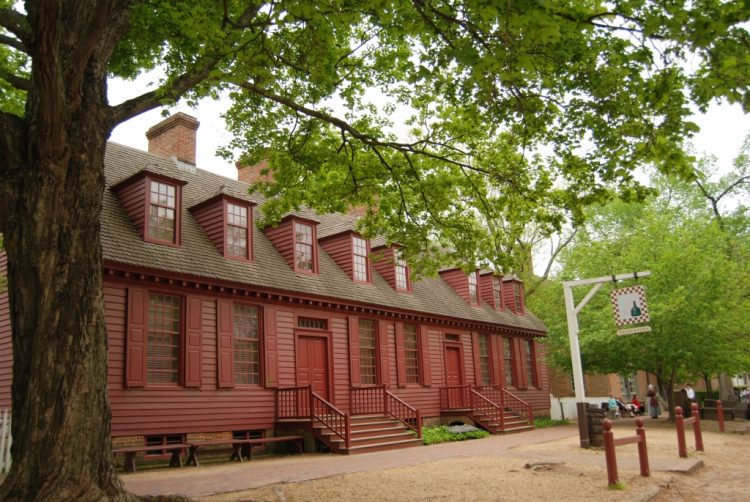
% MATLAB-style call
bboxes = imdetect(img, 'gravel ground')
[198,419,750,502]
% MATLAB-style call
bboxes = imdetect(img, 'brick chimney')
[236,158,276,184]
[146,112,200,165]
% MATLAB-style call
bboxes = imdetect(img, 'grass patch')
[608,481,627,490]
[533,418,569,428]
[422,425,489,445]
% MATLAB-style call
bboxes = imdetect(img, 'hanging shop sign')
[610,285,651,335]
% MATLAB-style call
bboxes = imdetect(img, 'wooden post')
[416,410,422,438]
[716,400,725,433]
[577,402,590,448]
[635,418,650,477]
[345,414,352,449]
[383,386,389,416]
[675,406,688,458]
[603,419,618,486]
[691,403,704,452]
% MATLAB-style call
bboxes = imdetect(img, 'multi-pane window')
[226,203,248,258]
[147,293,181,384]
[513,282,523,312]
[298,317,327,330]
[503,337,514,387]
[353,236,369,282]
[359,319,377,384]
[395,251,409,290]
[493,277,502,309]
[149,181,176,242]
[233,304,259,384]
[294,222,314,271]
[525,340,537,388]
[478,334,491,385]
[468,272,478,304]
[404,324,420,384]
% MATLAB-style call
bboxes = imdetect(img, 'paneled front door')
[445,345,464,407]
[297,335,329,401]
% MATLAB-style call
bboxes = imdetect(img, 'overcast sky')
[109,75,750,181]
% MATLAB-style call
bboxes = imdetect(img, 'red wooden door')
[297,336,329,401]
[445,345,464,407]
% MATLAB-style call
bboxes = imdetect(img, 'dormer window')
[352,236,369,282]
[395,252,409,291]
[468,271,479,305]
[149,180,177,243]
[493,276,502,310]
[226,202,249,259]
[294,222,314,272]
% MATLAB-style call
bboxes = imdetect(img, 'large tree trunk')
[0,2,140,500]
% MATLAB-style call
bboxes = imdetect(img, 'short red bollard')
[603,418,650,487]
[716,400,725,433]
[675,404,704,458]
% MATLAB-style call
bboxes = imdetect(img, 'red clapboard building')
[0,113,548,455]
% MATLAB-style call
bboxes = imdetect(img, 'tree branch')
[0,8,31,48]
[0,33,27,53]
[0,68,30,91]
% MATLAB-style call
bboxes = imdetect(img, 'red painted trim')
[126,287,147,388]
[418,324,431,387]
[394,322,407,388]
[348,316,361,387]
[223,198,253,263]
[143,175,183,248]
[377,320,390,386]
[185,295,203,388]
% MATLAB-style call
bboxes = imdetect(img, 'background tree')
[533,169,750,419]
[0,1,749,500]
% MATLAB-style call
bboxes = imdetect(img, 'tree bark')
[0,2,152,500]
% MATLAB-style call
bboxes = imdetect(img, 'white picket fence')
[0,409,11,473]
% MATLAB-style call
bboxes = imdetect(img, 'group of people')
[606,384,662,419]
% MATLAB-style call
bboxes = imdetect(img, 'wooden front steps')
[316,414,423,454]
[470,408,534,434]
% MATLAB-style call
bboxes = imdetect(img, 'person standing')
[607,394,619,419]
[685,384,696,405]
[647,384,660,418]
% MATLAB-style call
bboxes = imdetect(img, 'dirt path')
[197,420,750,502]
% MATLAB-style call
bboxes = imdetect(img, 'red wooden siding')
[479,272,502,309]
[190,198,225,256]
[0,252,11,408]
[113,177,147,239]
[320,233,354,281]
[97,278,550,438]
[502,278,525,314]
[371,247,396,289]
[438,268,478,306]
[263,219,295,270]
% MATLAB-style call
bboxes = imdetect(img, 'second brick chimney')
[146,112,200,165]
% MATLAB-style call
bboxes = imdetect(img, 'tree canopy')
[1,1,749,500]
[530,158,750,416]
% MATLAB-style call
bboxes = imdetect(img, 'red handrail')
[474,385,534,426]
[276,386,352,448]
[469,388,505,430]
[351,386,422,438]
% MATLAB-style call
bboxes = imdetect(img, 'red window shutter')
[185,296,203,388]
[394,322,407,388]
[126,288,147,388]
[419,325,431,386]
[348,316,361,387]
[471,332,482,386]
[378,320,390,386]
[217,299,234,388]
[263,306,278,388]
[489,335,502,385]
[514,338,527,389]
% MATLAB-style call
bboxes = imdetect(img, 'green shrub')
[422,425,489,445]
[533,418,568,428]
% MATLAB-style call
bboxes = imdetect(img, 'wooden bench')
[185,435,304,467]
[113,443,190,473]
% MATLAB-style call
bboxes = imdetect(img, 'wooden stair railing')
[469,388,505,431]
[474,385,534,426]
[277,386,351,449]
[350,386,422,438]
[439,385,471,410]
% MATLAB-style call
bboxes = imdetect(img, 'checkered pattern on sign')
[610,285,650,326]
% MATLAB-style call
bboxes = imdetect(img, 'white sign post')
[562,271,651,447]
